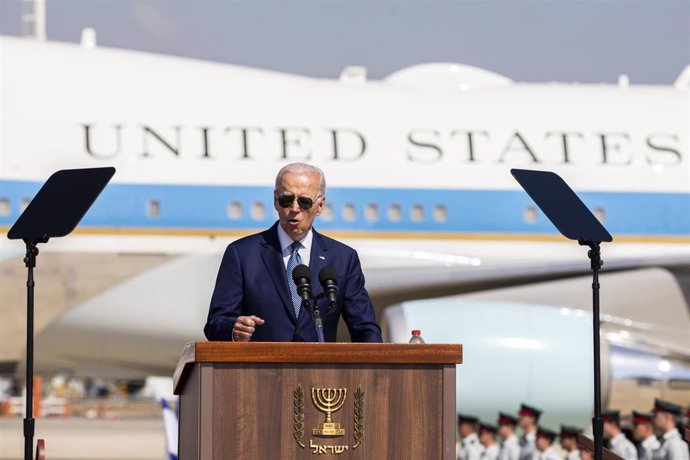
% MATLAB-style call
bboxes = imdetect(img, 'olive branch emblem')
[293,384,305,448]
[353,386,364,449]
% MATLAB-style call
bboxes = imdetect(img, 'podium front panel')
[211,363,450,458]
[175,343,461,459]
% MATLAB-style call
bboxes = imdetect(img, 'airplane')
[0,32,688,429]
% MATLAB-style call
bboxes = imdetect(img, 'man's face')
[459,422,475,437]
[603,421,617,439]
[498,425,513,439]
[536,436,550,452]
[561,436,576,451]
[274,171,324,241]
[518,414,534,430]
[479,431,494,447]
[633,423,652,441]
[654,412,672,432]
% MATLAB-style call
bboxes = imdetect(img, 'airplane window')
[251,202,265,221]
[342,203,357,222]
[594,207,606,223]
[0,198,10,216]
[365,203,379,222]
[411,203,424,222]
[321,202,334,221]
[433,204,447,223]
[227,201,242,220]
[146,199,161,218]
[388,203,402,222]
[523,206,538,224]
[20,198,31,213]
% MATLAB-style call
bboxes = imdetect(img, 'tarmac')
[0,417,165,460]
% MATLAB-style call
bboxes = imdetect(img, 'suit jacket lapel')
[260,223,296,324]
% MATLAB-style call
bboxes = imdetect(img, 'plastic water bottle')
[408,330,425,344]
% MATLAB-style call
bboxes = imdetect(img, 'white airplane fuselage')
[1,36,689,426]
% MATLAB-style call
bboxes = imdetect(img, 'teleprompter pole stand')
[582,241,604,460]
[511,169,612,460]
[23,240,39,460]
[7,167,115,460]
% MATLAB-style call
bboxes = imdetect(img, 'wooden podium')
[173,342,462,459]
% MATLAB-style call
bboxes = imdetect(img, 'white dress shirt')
[610,433,638,460]
[499,434,521,460]
[654,429,689,460]
[481,444,500,460]
[520,431,536,460]
[640,434,660,460]
[277,224,313,269]
[532,447,560,460]
[566,449,581,460]
[460,433,483,460]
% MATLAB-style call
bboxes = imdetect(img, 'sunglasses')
[276,194,319,211]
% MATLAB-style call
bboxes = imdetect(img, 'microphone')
[292,264,325,343]
[291,264,313,303]
[318,266,338,309]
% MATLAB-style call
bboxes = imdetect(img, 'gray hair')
[275,162,326,197]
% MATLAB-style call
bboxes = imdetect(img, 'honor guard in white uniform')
[533,427,560,460]
[498,413,521,460]
[479,423,501,460]
[603,410,638,460]
[560,425,584,460]
[458,414,483,460]
[652,399,689,460]
[518,403,542,460]
[632,411,661,460]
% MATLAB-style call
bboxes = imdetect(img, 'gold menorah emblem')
[311,387,347,436]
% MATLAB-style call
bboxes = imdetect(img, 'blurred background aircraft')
[0,0,688,453]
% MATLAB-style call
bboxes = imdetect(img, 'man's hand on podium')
[232,315,265,342]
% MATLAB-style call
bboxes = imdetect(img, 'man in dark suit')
[204,163,382,343]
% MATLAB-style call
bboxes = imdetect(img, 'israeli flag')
[161,399,178,460]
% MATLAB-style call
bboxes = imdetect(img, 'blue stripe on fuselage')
[0,179,688,236]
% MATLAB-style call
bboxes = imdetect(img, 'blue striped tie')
[286,241,303,318]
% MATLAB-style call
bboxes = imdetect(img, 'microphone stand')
[312,307,325,343]
[314,291,338,318]
[302,297,325,343]
[326,300,337,317]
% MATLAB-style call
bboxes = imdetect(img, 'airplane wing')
[357,240,690,362]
